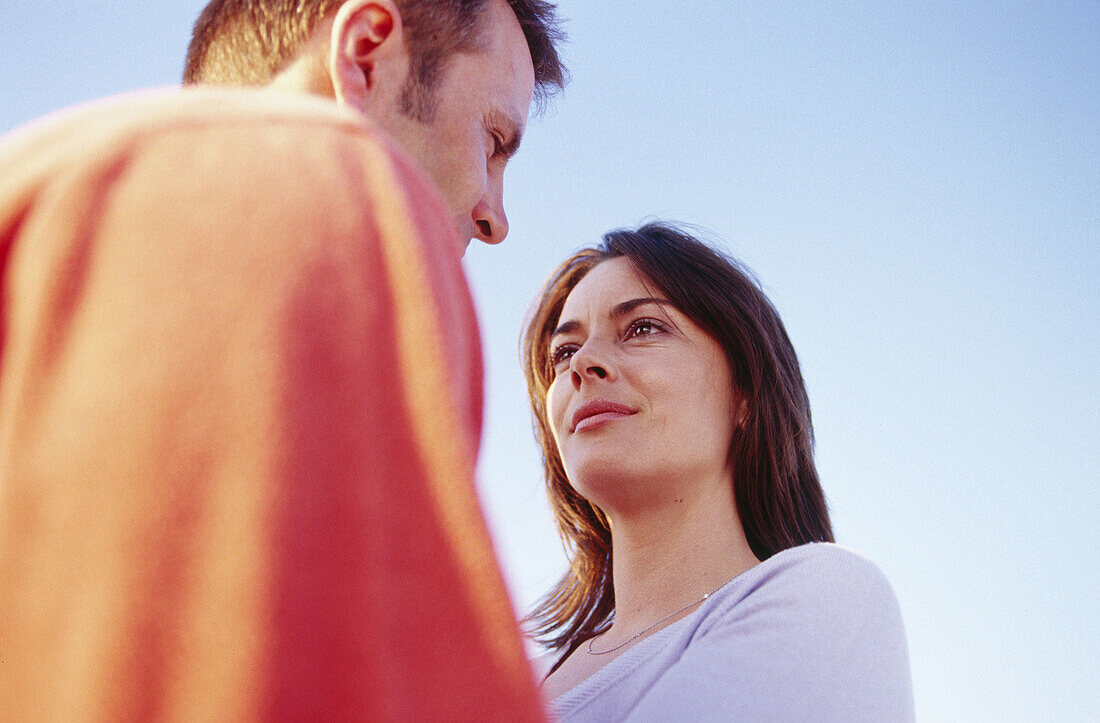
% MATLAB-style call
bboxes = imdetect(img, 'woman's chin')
[567,459,664,512]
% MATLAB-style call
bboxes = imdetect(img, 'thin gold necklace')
[586,581,725,655]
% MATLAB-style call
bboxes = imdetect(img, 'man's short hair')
[183,0,566,116]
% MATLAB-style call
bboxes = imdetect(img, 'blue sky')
[3,1,1097,719]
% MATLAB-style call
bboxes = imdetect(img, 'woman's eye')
[551,344,577,368]
[627,319,661,338]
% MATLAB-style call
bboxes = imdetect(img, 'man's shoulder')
[0,85,465,283]
[0,87,399,190]
[4,87,365,146]
[0,86,456,247]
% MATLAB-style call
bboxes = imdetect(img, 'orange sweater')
[0,88,543,721]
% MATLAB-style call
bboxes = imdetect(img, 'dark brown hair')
[183,0,566,116]
[523,222,834,661]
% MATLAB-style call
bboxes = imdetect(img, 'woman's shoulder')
[698,543,914,718]
[762,539,885,569]
[545,544,914,720]
[736,542,896,600]
[706,542,906,645]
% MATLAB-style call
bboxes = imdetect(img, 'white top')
[544,543,914,721]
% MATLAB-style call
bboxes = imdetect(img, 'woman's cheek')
[546,381,568,446]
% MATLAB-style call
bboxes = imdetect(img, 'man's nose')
[470,183,508,245]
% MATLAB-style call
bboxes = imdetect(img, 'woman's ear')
[734,397,750,430]
[328,0,407,114]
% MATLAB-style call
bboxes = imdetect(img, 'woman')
[523,222,913,720]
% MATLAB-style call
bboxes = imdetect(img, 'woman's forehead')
[560,258,658,317]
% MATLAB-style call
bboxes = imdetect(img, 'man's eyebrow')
[549,297,672,341]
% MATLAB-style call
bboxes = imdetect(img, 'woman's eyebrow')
[610,297,673,318]
[550,298,672,342]
[549,319,580,341]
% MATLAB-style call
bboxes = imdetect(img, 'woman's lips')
[571,400,636,432]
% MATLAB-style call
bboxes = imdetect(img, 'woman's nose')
[569,341,612,387]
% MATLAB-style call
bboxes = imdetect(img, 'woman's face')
[545,257,739,513]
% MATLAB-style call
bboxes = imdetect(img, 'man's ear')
[328,0,408,115]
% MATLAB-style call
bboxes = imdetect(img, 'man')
[0,0,564,719]
[186,0,566,248]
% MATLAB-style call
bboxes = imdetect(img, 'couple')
[0,0,912,719]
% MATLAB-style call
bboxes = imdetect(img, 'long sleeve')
[0,89,544,721]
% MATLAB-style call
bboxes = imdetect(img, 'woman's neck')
[602,481,759,644]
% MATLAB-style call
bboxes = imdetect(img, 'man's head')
[184,0,565,246]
